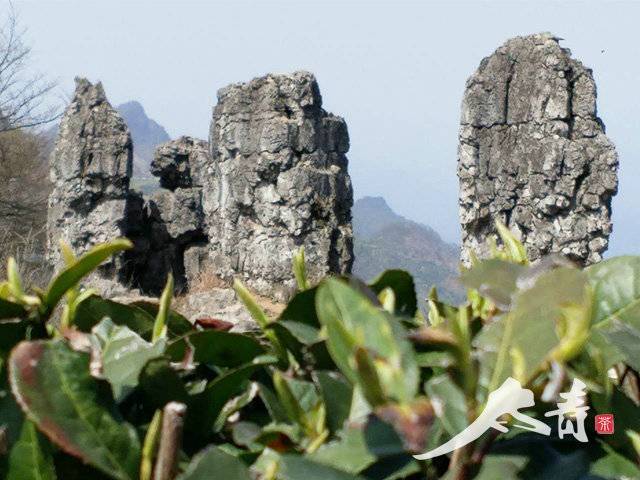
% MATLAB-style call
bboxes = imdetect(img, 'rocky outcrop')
[150,136,210,190]
[458,33,618,265]
[47,78,133,289]
[47,72,354,307]
[204,71,354,301]
[126,138,209,294]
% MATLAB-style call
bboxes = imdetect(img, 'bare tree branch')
[0,4,60,132]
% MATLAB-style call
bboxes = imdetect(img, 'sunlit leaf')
[9,340,141,480]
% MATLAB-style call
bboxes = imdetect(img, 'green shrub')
[0,227,638,479]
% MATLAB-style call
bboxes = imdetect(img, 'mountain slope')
[352,196,464,303]
[117,101,170,177]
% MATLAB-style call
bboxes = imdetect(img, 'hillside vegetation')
[353,197,463,303]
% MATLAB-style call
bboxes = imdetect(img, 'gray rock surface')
[205,71,354,301]
[47,78,133,286]
[458,33,618,265]
[151,136,210,190]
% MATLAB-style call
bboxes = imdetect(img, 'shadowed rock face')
[47,78,133,288]
[151,136,210,190]
[126,137,210,294]
[205,71,354,301]
[458,33,618,265]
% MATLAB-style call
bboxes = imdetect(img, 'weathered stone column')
[458,33,618,265]
[47,78,133,287]
[205,72,353,301]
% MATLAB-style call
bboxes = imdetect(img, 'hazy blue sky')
[12,0,640,254]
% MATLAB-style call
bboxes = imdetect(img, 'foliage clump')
[0,225,639,479]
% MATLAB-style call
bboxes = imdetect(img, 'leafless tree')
[0,4,59,132]
[0,4,57,283]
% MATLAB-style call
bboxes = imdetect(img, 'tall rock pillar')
[47,78,133,286]
[205,72,353,301]
[458,33,618,265]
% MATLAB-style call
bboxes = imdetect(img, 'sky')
[10,0,640,255]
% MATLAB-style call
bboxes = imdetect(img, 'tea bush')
[0,225,638,479]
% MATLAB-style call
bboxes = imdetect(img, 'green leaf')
[314,371,352,434]
[590,442,640,479]
[214,382,259,432]
[176,446,251,480]
[495,220,528,264]
[476,267,589,389]
[0,299,26,320]
[273,372,306,426]
[316,278,419,404]
[277,321,320,345]
[9,340,141,480]
[424,375,468,437]
[309,427,375,474]
[598,321,640,371]
[234,280,287,364]
[587,256,640,369]
[75,296,157,339]
[129,300,193,338]
[233,280,270,329]
[167,330,265,367]
[278,454,366,480]
[591,387,640,456]
[353,347,386,408]
[460,259,525,309]
[75,296,191,340]
[257,383,289,423]
[266,321,319,367]
[293,247,310,291]
[186,356,276,439]
[369,270,418,317]
[152,273,174,342]
[6,420,56,480]
[278,287,320,327]
[138,357,188,409]
[43,239,133,314]
[95,319,166,402]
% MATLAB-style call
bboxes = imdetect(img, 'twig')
[153,402,187,480]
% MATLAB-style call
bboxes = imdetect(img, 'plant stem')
[153,402,186,480]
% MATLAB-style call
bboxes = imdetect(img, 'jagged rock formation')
[458,33,618,265]
[47,78,133,289]
[47,72,354,307]
[205,71,354,301]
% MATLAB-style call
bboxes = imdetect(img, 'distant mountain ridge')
[116,101,170,177]
[352,196,463,303]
